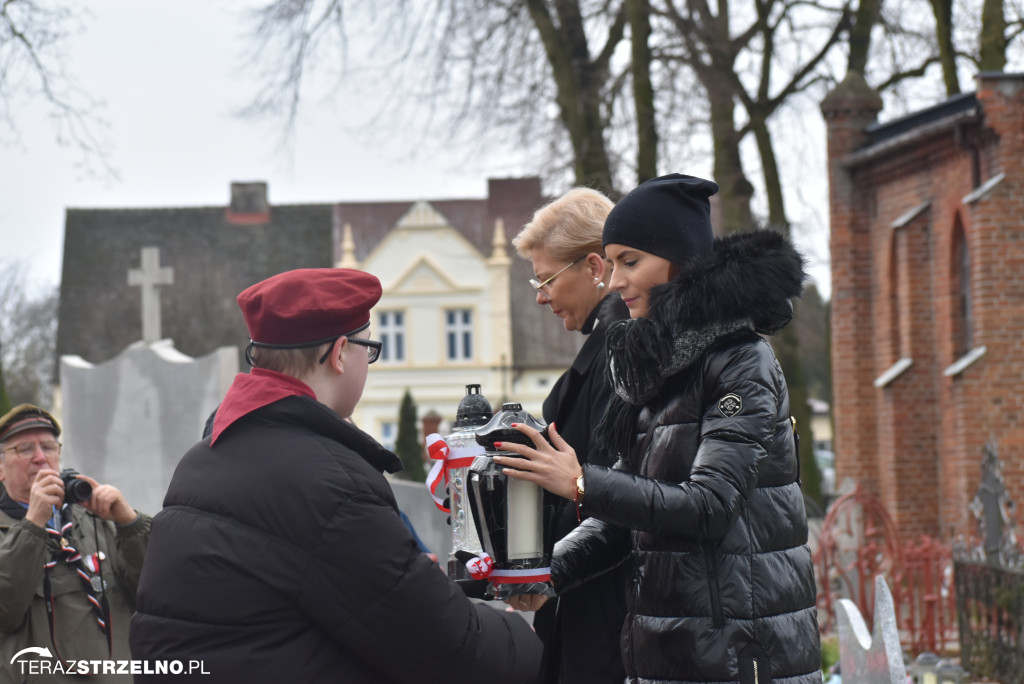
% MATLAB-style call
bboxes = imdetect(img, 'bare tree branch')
[0,0,115,176]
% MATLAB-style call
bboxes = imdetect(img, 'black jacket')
[533,294,630,684]
[130,395,541,683]
[553,231,821,684]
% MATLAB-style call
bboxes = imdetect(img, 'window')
[952,219,972,358]
[378,311,406,363]
[889,233,901,361]
[380,421,396,452]
[445,309,473,361]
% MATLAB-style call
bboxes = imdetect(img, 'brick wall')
[824,73,1024,542]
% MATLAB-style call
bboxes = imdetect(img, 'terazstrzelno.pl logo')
[10,647,209,676]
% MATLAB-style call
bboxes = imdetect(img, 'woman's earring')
[595,279,606,290]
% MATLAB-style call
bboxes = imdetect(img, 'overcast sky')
[1,0,832,297]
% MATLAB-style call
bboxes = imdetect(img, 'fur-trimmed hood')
[647,229,806,334]
[601,230,805,409]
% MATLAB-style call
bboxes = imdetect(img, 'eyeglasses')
[1,440,62,460]
[346,337,382,364]
[317,336,383,364]
[529,257,581,292]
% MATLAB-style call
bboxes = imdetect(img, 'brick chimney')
[226,181,271,224]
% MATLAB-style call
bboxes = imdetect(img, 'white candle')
[506,476,542,560]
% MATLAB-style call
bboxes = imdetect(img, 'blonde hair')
[249,342,333,378]
[512,187,613,263]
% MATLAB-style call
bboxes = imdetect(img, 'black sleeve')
[579,344,779,541]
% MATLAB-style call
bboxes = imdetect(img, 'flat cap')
[0,404,61,442]
[238,268,383,347]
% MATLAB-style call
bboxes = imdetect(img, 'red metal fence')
[815,484,958,653]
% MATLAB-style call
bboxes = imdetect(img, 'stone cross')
[837,575,905,684]
[127,247,174,344]
[968,439,1022,568]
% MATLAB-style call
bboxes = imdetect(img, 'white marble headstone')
[59,340,237,516]
[837,575,906,684]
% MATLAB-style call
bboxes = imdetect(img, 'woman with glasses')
[498,175,821,684]
[510,187,629,684]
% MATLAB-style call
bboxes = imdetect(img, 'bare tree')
[0,1,113,174]
[0,260,59,408]
[240,0,645,193]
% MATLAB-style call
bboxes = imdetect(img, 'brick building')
[822,73,1024,540]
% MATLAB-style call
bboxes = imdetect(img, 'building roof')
[331,178,580,369]
[57,201,334,368]
[845,92,981,167]
[56,179,580,373]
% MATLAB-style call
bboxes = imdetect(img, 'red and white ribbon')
[425,433,480,513]
[83,551,106,574]
[489,567,552,584]
[426,434,452,512]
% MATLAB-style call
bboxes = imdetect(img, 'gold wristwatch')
[574,473,585,503]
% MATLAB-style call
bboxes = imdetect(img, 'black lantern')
[468,402,557,600]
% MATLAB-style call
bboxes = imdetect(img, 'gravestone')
[60,341,237,516]
[966,440,1022,569]
[836,575,906,684]
[58,247,237,515]
[390,479,450,557]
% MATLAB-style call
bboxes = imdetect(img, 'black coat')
[553,231,821,684]
[130,395,541,683]
[533,294,630,684]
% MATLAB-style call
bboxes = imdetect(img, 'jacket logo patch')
[718,394,742,417]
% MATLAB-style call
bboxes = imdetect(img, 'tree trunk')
[749,114,788,232]
[848,0,882,78]
[706,80,754,233]
[525,0,618,193]
[929,0,961,94]
[628,0,658,183]
[979,0,1007,72]
[773,324,824,510]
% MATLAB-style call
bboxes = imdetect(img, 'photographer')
[0,404,150,682]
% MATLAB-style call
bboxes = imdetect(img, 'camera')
[60,468,93,505]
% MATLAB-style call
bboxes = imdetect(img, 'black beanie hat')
[602,173,719,265]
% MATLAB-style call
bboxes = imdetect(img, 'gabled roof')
[331,178,581,368]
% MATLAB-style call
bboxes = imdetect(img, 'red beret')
[237,268,383,347]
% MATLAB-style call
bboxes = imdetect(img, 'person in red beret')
[129,268,541,683]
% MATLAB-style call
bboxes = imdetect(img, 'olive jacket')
[0,492,150,684]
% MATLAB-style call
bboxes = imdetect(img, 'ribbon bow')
[465,552,494,580]
[425,433,479,512]
[426,434,452,512]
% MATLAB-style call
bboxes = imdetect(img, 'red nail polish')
[494,441,502,448]
[510,423,519,427]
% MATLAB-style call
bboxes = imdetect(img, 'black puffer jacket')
[130,395,541,683]
[553,231,821,684]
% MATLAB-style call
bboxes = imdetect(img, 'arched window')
[889,232,901,361]
[951,217,972,359]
